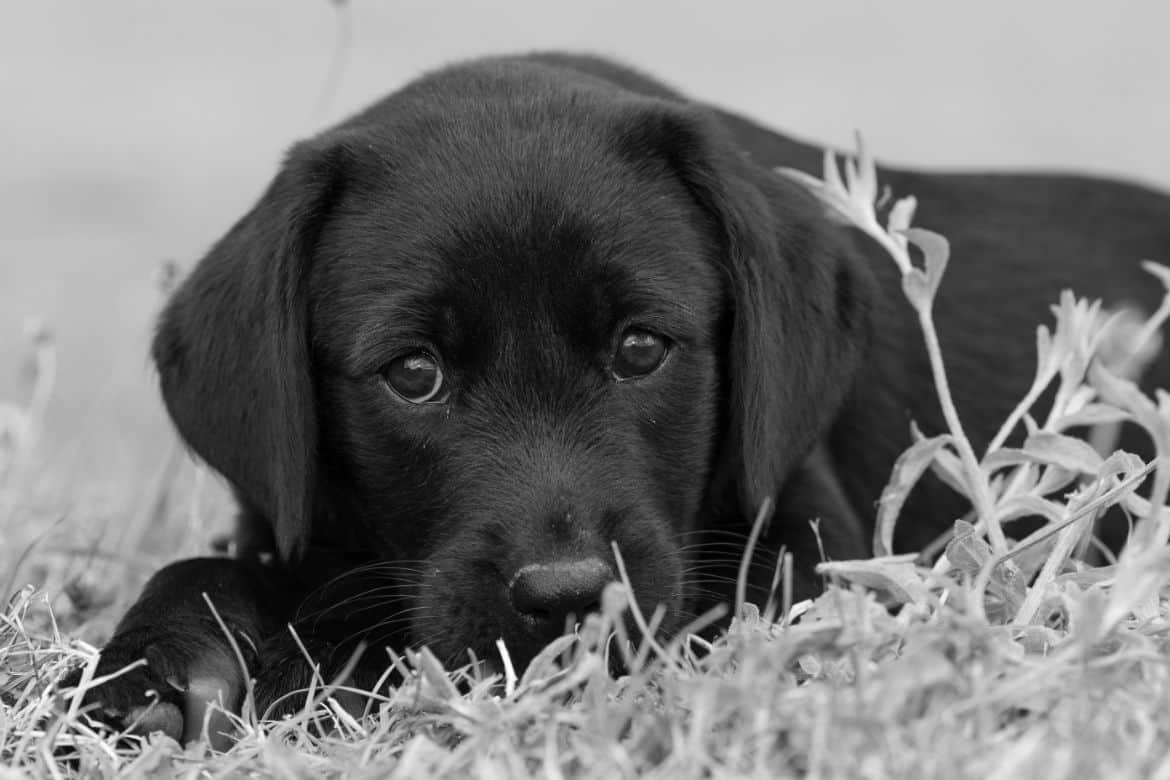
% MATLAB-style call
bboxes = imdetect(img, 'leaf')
[994,495,1066,525]
[775,168,851,226]
[1062,385,1097,418]
[1032,465,1078,497]
[875,433,953,556]
[904,228,951,300]
[1121,492,1170,523]
[516,633,580,690]
[779,621,845,661]
[816,556,929,605]
[1102,546,1170,632]
[1024,432,1105,473]
[1098,303,1157,374]
[1035,324,1053,374]
[1071,586,1110,645]
[981,448,1029,473]
[1023,413,1040,436]
[900,268,932,310]
[1090,361,1156,417]
[1097,450,1147,480]
[1091,362,1170,454]
[411,646,460,701]
[869,646,956,721]
[945,520,990,577]
[850,131,879,205]
[987,564,1029,625]
[946,522,1028,624]
[1054,564,1116,589]
[1055,402,1131,431]
[930,444,972,498]
[982,433,1104,475]
[886,195,917,236]
[1141,259,1170,289]
[1003,624,1063,654]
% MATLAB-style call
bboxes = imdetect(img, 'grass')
[4,145,1170,778]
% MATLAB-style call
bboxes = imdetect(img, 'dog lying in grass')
[78,53,1170,743]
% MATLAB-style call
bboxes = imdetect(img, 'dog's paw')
[65,626,249,748]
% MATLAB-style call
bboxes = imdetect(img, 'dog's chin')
[414,612,682,681]
[408,609,557,675]
[409,571,685,676]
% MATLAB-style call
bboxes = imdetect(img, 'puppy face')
[153,57,872,671]
[308,125,725,662]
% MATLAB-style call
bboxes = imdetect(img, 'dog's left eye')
[382,351,448,404]
[612,329,670,380]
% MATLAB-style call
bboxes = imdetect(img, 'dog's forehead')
[312,128,724,371]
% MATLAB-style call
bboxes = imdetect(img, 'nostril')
[509,557,615,633]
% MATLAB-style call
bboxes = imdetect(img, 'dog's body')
[85,54,1170,741]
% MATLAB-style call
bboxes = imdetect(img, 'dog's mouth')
[406,552,685,675]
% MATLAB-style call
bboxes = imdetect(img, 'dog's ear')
[611,102,876,518]
[153,138,348,563]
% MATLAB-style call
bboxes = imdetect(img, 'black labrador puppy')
[82,53,1170,740]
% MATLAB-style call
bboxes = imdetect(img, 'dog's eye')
[612,329,669,380]
[383,352,448,404]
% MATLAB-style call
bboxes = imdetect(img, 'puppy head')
[154,61,872,668]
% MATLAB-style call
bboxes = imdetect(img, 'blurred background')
[2,1,1168,565]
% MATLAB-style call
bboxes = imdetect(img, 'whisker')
[677,539,754,548]
[684,572,743,584]
[330,582,419,601]
[673,540,753,551]
[336,606,431,648]
[681,590,728,607]
[682,562,777,578]
[299,597,411,625]
[338,559,430,576]
[683,557,777,569]
[676,548,767,561]
[678,579,732,597]
[410,631,449,659]
[676,529,751,540]
[302,602,386,622]
[292,582,416,612]
[296,563,426,617]
[362,605,429,627]
[305,560,428,594]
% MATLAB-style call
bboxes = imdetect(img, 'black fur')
[81,53,1170,740]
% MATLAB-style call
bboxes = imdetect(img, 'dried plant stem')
[968,460,1155,624]
[986,371,1055,456]
[1142,456,1170,547]
[735,498,773,620]
[25,337,56,434]
[1013,509,1095,625]
[916,309,1004,552]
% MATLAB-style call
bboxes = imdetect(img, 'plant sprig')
[782,138,1170,630]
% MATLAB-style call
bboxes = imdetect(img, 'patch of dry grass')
[4,145,1170,778]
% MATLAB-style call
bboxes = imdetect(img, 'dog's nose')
[509,557,615,635]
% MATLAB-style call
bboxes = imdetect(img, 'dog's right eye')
[612,328,670,380]
[382,352,448,404]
